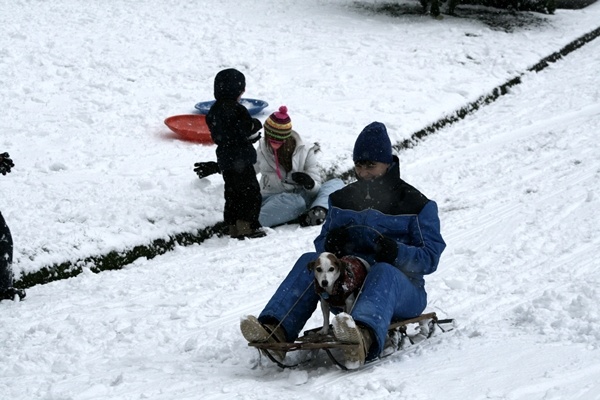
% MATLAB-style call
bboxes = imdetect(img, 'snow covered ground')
[1,0,600,399]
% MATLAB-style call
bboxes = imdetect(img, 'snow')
[1,0,600,398]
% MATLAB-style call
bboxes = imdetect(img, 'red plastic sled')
[164,114,213,144]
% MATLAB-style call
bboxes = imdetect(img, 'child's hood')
[213,68,246,100]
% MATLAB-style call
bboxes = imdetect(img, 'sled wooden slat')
[248,340,356,351]
[248,312,438,352]
[388,312,437,330]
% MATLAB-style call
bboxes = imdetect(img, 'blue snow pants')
[259,178,345,228]
[258,251,428,360]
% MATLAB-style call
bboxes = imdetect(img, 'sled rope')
[263,280,314,342]
[253,280,316,369]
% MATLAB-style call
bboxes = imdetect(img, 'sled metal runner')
[248,312,454,370]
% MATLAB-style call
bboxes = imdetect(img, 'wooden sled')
[248,312,454,370]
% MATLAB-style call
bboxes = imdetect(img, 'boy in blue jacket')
[205,68,265,239]
[240,122,445,368]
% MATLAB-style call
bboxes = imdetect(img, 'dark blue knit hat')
[353,122,393,163]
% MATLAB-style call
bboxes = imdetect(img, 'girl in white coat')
[256,106,344,228]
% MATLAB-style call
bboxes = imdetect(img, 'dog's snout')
[321,280,329,288]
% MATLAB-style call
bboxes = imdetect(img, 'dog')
[307,252,370,335]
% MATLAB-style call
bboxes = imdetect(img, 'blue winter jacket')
[314,157,445,288]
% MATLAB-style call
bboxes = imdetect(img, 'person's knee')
[323,178,345,190]
[368,262,398,277]
[283,252,319,277]
[296,252,318,265]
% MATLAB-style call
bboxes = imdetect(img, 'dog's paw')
[318,326,330,335]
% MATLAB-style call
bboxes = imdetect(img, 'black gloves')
[291,172,315,190]
[247,132,262,143]
[374,235,398,264]
[193,161,220,179]
[324,227,350,257]
[247,118,263,143]
[0,152,14,175]
[325,228,398,264]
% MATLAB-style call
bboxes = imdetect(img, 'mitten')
[247,132,262,143]
[291,172,315,190]
[246,118,262,143]
[374,235,398,264]
[193,161,220,179]
[0,152,14,175]
[324,227,350,257]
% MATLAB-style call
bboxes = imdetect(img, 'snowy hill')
[1,1,600,399]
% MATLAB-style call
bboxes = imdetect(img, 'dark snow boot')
[299,206,327,227]
[0,287,26,301]
[240,315,287,362]
[233,220,266,240]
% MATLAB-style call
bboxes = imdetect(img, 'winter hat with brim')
[264,106,292,140]
[213,68,246,100]
[353,121,393,164]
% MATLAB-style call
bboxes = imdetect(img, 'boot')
[0,287,26,302]
[227,225,238,238]
[234,220,266,240]
[240,315,287,361]
[332,313,373,369]
[299,206,327,227]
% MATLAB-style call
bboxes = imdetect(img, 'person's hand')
[193,161,220,179]
[374,235,398,264]
[291,172,315,190]
[247,132,262,143]
[0,152,14,175]
[324,226,350,257]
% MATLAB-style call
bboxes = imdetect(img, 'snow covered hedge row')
[15,227,216,289]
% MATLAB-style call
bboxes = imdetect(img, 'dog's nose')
[321,280,328,287]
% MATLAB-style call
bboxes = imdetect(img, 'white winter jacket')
[255,130,322,196]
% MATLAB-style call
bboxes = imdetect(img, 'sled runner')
[248,312,454,370]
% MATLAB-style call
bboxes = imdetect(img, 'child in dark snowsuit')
[205,69,266,239]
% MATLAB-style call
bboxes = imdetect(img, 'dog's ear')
[307,259,316,271]
[337,258,347,278]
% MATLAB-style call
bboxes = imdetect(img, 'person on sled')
[240,121,445,369]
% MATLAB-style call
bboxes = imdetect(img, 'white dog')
[307,252,370,335]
